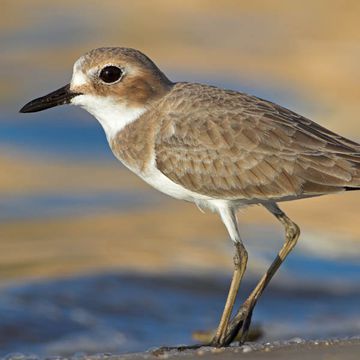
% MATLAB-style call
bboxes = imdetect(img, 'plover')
[20,47,360,347]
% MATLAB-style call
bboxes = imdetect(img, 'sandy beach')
[139,338,360,360]
[4,338,360,360]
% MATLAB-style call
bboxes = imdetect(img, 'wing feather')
[155,83,360,201]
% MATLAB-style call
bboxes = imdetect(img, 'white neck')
[72,94,146,141]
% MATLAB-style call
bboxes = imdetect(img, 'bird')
[20,47,360,348]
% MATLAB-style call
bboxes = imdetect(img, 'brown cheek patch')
[91,69,169,107]
[124,76,156,106]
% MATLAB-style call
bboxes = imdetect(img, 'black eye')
[99,66,123,83]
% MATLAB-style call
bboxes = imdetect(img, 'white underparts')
[71,94,146,141]
[135,156,241,229]
[139,160,213,203]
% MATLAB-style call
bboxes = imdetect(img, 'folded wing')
[155,83,360,201]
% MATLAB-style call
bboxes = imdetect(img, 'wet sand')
[146,339,360,360]
[0,272,358,357]
[5,338,360,360]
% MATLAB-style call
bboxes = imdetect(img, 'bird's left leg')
[222,202,300,345]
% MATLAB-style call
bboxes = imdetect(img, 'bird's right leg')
[152,206,247,355]
[222,203,300,345]
[210,206,248,346]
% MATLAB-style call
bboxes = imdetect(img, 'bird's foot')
[221,304,254,346]
[192,323,262,349]
[152,306,258,356]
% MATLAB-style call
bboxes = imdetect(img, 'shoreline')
[4,337,360,360]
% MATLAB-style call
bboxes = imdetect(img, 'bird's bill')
[19,84,81,113]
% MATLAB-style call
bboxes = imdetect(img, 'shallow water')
[0,110,111,161]
[0,269,359,357]
[0,191,158,222]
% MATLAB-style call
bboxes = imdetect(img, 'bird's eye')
[99,66,123,84]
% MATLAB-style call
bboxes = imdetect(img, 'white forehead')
[70,50,143,92]
[70,56,88,88]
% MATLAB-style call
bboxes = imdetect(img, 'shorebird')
[20,47,360,348]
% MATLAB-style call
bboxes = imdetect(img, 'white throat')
[72,95,146,141]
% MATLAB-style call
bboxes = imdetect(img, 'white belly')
[135,161,213,202]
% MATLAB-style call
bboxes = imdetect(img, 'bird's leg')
[152,206,247,355]
[210,242,247,346]
[222,203,300,346]
[210,206,248,346]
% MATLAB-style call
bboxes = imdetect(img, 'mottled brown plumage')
[111,109,160,173]
[20,47,360,349]
[112,81,360,202]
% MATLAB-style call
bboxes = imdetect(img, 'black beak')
[19,84,81,113]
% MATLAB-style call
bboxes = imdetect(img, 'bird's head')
[20,47,173,139]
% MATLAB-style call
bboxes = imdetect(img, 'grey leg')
[223,203,300,345]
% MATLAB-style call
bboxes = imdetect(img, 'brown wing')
[155,83,360,201]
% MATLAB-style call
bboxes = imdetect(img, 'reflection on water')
[0,191,157,221]
[0,270,359,357]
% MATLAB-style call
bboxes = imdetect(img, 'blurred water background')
[0,0,359,356]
